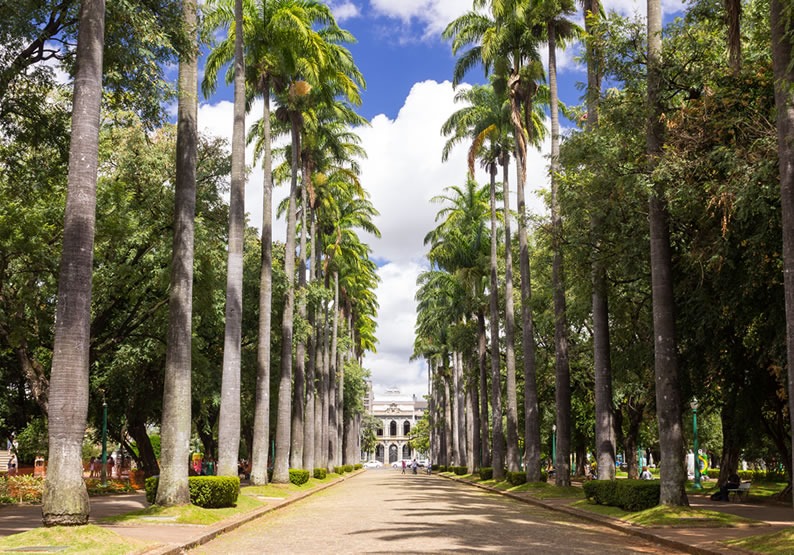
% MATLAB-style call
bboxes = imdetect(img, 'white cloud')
[328,0,361,21]
[369,0,469,40]
[198,80,551,401]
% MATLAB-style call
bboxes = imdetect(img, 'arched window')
[389,420,397,436]
[389,444,398,463]
[402,444,410,459]
[403,420,411,435]
[376,444,384,462]
[376,423,383,436]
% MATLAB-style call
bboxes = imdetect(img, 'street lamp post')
[690,398,701,490]
[552,424,557,471]
[101,400,108,486]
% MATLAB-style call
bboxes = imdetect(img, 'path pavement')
[0,471,791,554]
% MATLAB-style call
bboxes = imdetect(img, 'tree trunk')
[488,161,505,479]
[477,309,490,468]
[328,273,340,469]
[466,362,478,473]
[41,0,105,526]
[452,352,461,466]
[272,114,301,483]
[217,0,245,477]
[321,302,331,469]
[128,420,159,477]
[291,172,310,469]
[251,78,274,486]
[155,0,197,507]
[771,0,794,510]
[302,211,319,472]
[624,401,644,479]
[647,0,688,506]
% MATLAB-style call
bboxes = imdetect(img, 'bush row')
[583,479,659,511]
[479,467,493,480]
[145,476,240,508]
[506,471,527,486]
[289,469,310,485]
[313,468,327,480]
[703,469,787,482]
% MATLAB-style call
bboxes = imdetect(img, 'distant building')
[365,385,427,464]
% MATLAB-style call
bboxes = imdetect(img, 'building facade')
[367,385,427,464]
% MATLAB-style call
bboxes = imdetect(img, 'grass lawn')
[0,524,151,554]
[726,527,794,554]
[101,493,265,525]
[572,500,762,528]
[508,481,584,499]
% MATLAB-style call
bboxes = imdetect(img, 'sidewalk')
[0,472,363,554]
[448,475,794,555]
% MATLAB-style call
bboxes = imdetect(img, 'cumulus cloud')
[328,0,361,21]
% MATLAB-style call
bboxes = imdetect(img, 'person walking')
[411,459,418,475]
[401,460,406,474]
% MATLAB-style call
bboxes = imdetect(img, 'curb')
[145,470,366,554]
[438,474,748,555]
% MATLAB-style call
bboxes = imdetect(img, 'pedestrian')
[108,455,115,479]
[640,466,653,480]
[411,458,418,475]
[89,456,97,478]
[7,453,17,476]
[401,459,406,474]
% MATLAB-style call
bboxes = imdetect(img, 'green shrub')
[343,464,354,473]
[479,467,493,480]
[539,470,548,482]
[506,471,527,486]
[1,475,44,503]
[313,468,327,480]
[453,466,467,476]
[85,479,134,495]
[333,466,345,475]
[353,463,363,470]
[431,464,440,471]
[437,465,447,473]
[145,476,240,508]
[289,469,310,486]
[583,479,659,511]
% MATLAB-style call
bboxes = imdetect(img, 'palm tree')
[41,0,105,526]
[647,0,687,506]
[157,0,198,506]
[203,0,246,478]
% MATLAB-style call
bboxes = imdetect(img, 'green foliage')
[84,479,134,496]
[0,475,44,504]
[506,471,527,486]
[289,469,310,486]
[583,480,660,511]
[343,464,353,473]
[453,466,468,476]
[146,476,240,508]
[313,468,327,480]
[333,466,345,474]
[14,418,47,463]
[479,467,493,480]
[353,463,363,470]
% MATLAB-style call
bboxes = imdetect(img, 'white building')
[367,385,427,464]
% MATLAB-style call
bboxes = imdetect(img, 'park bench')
[727,480,751,502]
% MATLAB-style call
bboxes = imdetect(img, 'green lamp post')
[690,397,702,490]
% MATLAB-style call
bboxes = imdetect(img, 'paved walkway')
[191,470,681,554]
[0,471,791,554]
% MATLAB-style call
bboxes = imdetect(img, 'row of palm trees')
[418,0,794,509]
[42,0,380,523]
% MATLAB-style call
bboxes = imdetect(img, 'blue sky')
[197,0,686,399]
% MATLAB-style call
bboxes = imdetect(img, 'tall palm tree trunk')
[251,78,274,486]
[217,0,245,477]
[647,0,688,505]
[291,176,310,469]
[321,302,331,467]
[303,213,320,471]
[771,0,794,509]
[452,352,462,465]
[549,25,573,488]
[156,0,198,505]
[328,273,340,468]
[273,115,301,483]
[42,0,105,525]
[488,161,505,479]
[477,309,490,468]
[501,159,520,474]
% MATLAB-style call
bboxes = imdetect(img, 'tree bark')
[647,0,688,506]
[291,173,310,469]
[217,0,245,477]
[42,0,104,525]
[251,78,274,486]
[488,162,505,479]
[477,310,490,468]
[155,0,197,507]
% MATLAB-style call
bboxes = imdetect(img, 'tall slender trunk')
[273,115,301,483]
[291,174,310,469]
[327,273,340,469]
[488,161,505,479]
[647,0,688,506]
[42,0,105,525]
[548,26,572,488]
[771,0,794,509]
[217,0,245,477]
[477,310,490,467]
[302,211,320,471]
[444,368,454,465]
[500,159,520,473]
[452,352,461,465]
[155,0,197,506]
[321,302,331,468]
[251,79,274,486]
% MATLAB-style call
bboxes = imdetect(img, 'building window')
[389,420,397,436]
[389,444,398,463]
[377,425,383,436]
[402,444,410,459]
[403,420,411,435]
[376,444,384,462]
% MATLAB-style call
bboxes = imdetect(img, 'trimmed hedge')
[451,466,466,475]
[333,465,345,475]
[145,476,240,508]
[506,471,527,486]
[703,469,787,483]
[343,464,354,473]
[437,465,447,473]
[313,468,327,480]
[289,469,310,486]
[479,467,493,480]
[583,479,659,511]
[353,463,363,470]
